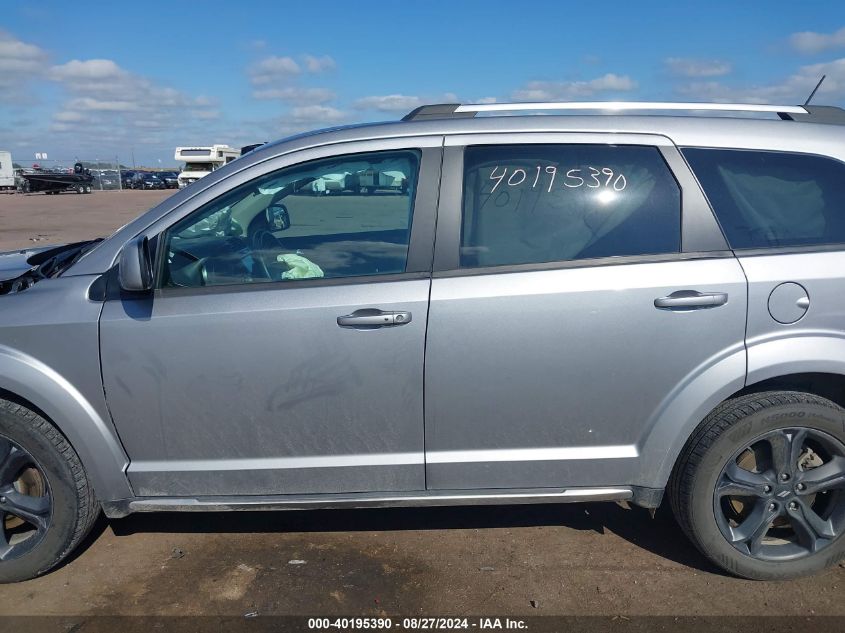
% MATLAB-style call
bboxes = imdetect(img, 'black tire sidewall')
[0,409,81,582]
[688,397,845,580]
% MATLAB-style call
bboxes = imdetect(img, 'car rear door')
[683,146,845,389]
[99,137,442,497]
[424,133,748,491]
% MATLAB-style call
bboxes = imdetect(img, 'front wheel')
[0,400,99,582]
[670,391,845,579]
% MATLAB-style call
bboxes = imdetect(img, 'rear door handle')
[337,309,412,328]
[654,291,728,310]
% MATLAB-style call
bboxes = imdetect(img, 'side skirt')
[102,486,634,519]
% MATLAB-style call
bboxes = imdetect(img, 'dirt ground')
[0,190,843,620]
[0,189,171,252]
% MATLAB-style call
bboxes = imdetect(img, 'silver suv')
[2,101,845,582]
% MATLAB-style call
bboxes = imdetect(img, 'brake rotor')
[3,467,46,531]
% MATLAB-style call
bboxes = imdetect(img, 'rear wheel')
[0,400,98,582]
[670,391,845,579]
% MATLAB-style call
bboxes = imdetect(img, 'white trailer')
[0,151,14,192]
[175,145,240,189]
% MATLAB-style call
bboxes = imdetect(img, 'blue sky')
[2,1,845,166]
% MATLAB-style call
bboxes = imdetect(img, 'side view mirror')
[266,204,291,231]
[118,236,153,292]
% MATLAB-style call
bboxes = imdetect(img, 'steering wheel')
[250,229,282,276]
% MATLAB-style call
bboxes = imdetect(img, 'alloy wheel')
[0,435,52,561]
[713,427,845,561]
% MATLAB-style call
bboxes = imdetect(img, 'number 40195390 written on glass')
[489,165,628,193]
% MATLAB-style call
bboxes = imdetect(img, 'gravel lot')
[0,189,171,252]
[0,190,843,620]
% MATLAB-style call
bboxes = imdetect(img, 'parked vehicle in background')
[157,171,179,189]
[92,170,119,190]
[175,144,239,189]
[120,170,136,189]
[132,173,165,190]
[2,101,845,583]
[18,162,94,194]
[0,151,15,192]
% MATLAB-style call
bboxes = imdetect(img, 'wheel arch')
[638,338,845,493]
[0,348,132,502]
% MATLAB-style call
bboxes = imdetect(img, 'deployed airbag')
[277,253,324,280]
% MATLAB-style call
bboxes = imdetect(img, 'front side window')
[161,150,419,288]
[683,148,845,249]
[460,144,681,268]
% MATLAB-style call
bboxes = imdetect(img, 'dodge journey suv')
[2,101,845,582]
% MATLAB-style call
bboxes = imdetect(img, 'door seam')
[422,138,445,491]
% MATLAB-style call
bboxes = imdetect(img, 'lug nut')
[796,482,806,491]
[764,485,772,493]
[768,502,777,511]
[789,501,799,511]
[780,473,790,482]
[0,496,5,504]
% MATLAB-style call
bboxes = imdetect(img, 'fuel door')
[768,282,809,324]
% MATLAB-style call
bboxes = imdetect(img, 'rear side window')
[460,145,681,268]
[683,148,845,249]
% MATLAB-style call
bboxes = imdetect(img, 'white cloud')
[66,96,140,112]
[353,94,425,112]
[665,57,732,78]
[247,54,337,111]
[248,54,336,84]
[677,58,845,104]
[253,86,336,104]
[303,54,336,73]
[0,30,48,96]
[50,58,124,81]
[0,31,47,73]
[790,27,845,54]
[510,73,637,101]
[249,56,301,85]
[191,109,221,120]
[352,93,496,113]
[53,111,85,122]
[289,105,346,123]
[44,56,219,155]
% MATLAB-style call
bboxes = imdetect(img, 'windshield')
[183,163,215,172]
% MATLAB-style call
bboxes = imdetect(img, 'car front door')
[424,133,748,490]
[100,138,442,497]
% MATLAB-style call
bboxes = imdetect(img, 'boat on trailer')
[19,163,94,195]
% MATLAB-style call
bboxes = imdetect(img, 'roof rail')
[402,101,845,123]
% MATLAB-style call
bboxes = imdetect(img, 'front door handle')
[337,309,412,328]
[654,291,728,310]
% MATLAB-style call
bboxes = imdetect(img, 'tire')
[75,185,84,194]
[0,399,98,582]
[669,391,845,580]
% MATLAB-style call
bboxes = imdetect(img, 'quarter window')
[161,150,419,288]
[460,144,681,268]
[683,148,845,249]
